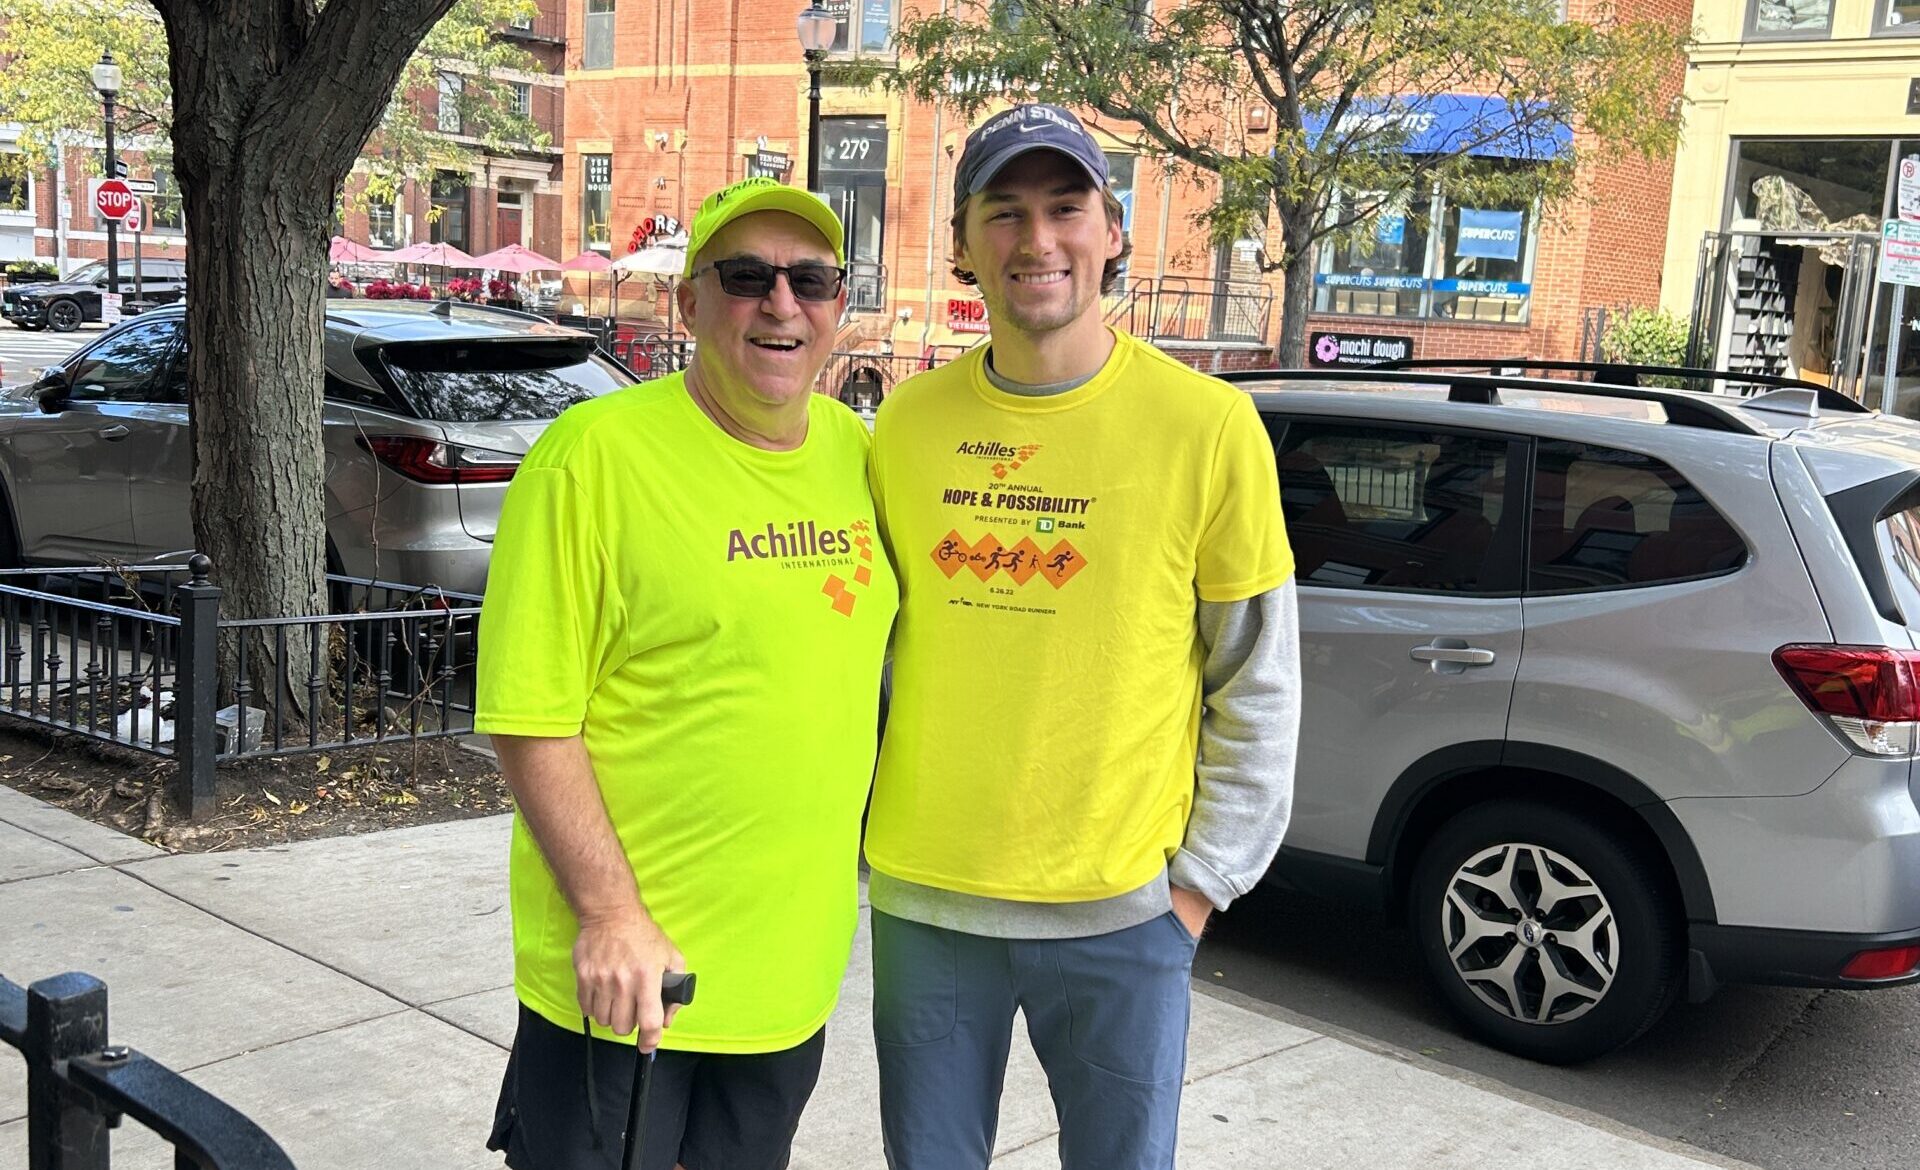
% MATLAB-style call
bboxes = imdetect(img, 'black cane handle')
[660,971,695,1007]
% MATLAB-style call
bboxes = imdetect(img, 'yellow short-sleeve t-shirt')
[476,376,897,1053]
[865,330,1290,902]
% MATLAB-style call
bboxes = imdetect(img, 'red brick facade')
[1,2,567,274]
[560,0,1688,368]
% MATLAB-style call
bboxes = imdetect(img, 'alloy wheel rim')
[49,302,79,329]
[1439,841,1618,1026]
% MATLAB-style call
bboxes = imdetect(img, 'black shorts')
[487,1004,827,1170]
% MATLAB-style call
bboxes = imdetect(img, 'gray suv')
[1233,364,1920,1063]
[0,301,631,595]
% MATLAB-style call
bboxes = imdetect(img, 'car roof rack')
[1220,367,1779,434]
[1365,357,1871,415]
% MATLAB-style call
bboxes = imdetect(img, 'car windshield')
[377,338,630,422]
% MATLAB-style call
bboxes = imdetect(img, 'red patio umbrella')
[559,251,614,316]
[468,243,561,274]
[329,236,382,264]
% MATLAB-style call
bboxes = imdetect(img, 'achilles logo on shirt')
[954,439,1042,480]
[726,520,853,561]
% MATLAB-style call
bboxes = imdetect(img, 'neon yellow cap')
[682,177,846,278]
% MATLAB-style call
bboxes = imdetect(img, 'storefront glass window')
[1729,139,1889,231]
[824,0,893,51]
[1314,191,1436,320]
[1434,200,1533,324]
[582,154,612,253]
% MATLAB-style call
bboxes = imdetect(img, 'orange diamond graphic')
[1037,540,1087,588]
[822,573,856,616]
[991,463,1010,479]
[1004,538,1044,585]
[854,565,872,586]
[930,530,971,579]
[966,533,1004,582]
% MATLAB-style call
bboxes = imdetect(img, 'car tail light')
[358,436,519,485]
[1840,945,1920,980]
[1773,644,1920,757]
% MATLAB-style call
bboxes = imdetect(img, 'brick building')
[0,1,567,275]
[561,0,1688,370]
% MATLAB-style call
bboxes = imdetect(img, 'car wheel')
[46,299,83,332]
[1409,800,1682,1064]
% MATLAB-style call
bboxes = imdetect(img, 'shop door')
[821,117,887,314]
[495,205,524,251]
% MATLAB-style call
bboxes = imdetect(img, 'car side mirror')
[34,373,70,413]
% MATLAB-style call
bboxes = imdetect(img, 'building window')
[368,197,401,249]
[149,169,185,235]
[1104,152,1137,285]
[510,11,534,29]
[582,153,612,253]
[1728,139,1890,230]
[1885,0,1920,30]
[0,172,28,214]
[1747,0,1833,38]
[584,0,615,69]
[431,170,469,251]
[438,74,463,134]
[511,81,533,118]
[825,0,893,52]
[1317,191,1433,319]
[820,116,887,311]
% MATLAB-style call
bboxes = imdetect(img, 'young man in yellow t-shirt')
[476,178,898,1170]
[866,105,1301,1169]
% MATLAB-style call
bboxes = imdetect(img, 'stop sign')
[94,179,135,221]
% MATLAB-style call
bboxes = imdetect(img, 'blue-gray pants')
[871,909,1198,1170]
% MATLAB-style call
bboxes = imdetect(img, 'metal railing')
[498,7,565,43]
[613,332,694,378]
[1107,276,1274,344]
[815,350,939,408]
[2,971,296,1169]
[0,560,482,818]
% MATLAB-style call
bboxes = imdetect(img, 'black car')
[2,259,188,332]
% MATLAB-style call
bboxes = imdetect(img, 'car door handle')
[98,425,130,441]
[1410,643,1497,667]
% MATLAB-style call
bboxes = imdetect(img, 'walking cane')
[621,971,697,1170]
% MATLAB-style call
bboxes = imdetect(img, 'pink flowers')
[364,278,436,300]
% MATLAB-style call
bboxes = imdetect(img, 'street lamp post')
[92,50,122,299]
[796,3,836,195]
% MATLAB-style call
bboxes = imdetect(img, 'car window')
[66,320,182,403]
[1528,439,1747,593]
[376,339,629,422]
[1270,419,1517,593]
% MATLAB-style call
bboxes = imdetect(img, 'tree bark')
[1274,215,1318,368]
[149,0,456,718]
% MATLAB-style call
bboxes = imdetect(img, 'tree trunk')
[151,0,456,725]
[1274,216,1317,368]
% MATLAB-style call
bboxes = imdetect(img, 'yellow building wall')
[1661,0,1920,312]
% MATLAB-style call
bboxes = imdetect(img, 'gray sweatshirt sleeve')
[1170,577,1301,910]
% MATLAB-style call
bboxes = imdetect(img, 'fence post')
[172,554,220,820]
[25,972,110,1170]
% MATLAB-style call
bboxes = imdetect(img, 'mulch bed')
[0,719,511,853]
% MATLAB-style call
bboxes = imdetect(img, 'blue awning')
[1302,94,1572,162]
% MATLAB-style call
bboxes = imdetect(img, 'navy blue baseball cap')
[953,104,1110,203]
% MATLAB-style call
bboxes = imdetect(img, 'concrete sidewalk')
[0,784,1753,1170]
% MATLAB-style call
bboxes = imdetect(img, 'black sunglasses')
[691,258,846,302]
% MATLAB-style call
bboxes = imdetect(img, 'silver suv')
[0,301,631,594]
[1232,364,1920,1063]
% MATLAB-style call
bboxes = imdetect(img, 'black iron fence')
[613,332,694,378]
[2,971,297,1169]
[1107,276,1274,345]
[0,560,481,818]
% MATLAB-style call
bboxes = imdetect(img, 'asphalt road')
[1201,887,1920,1170]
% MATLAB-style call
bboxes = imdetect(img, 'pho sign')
[947,297,989,334]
